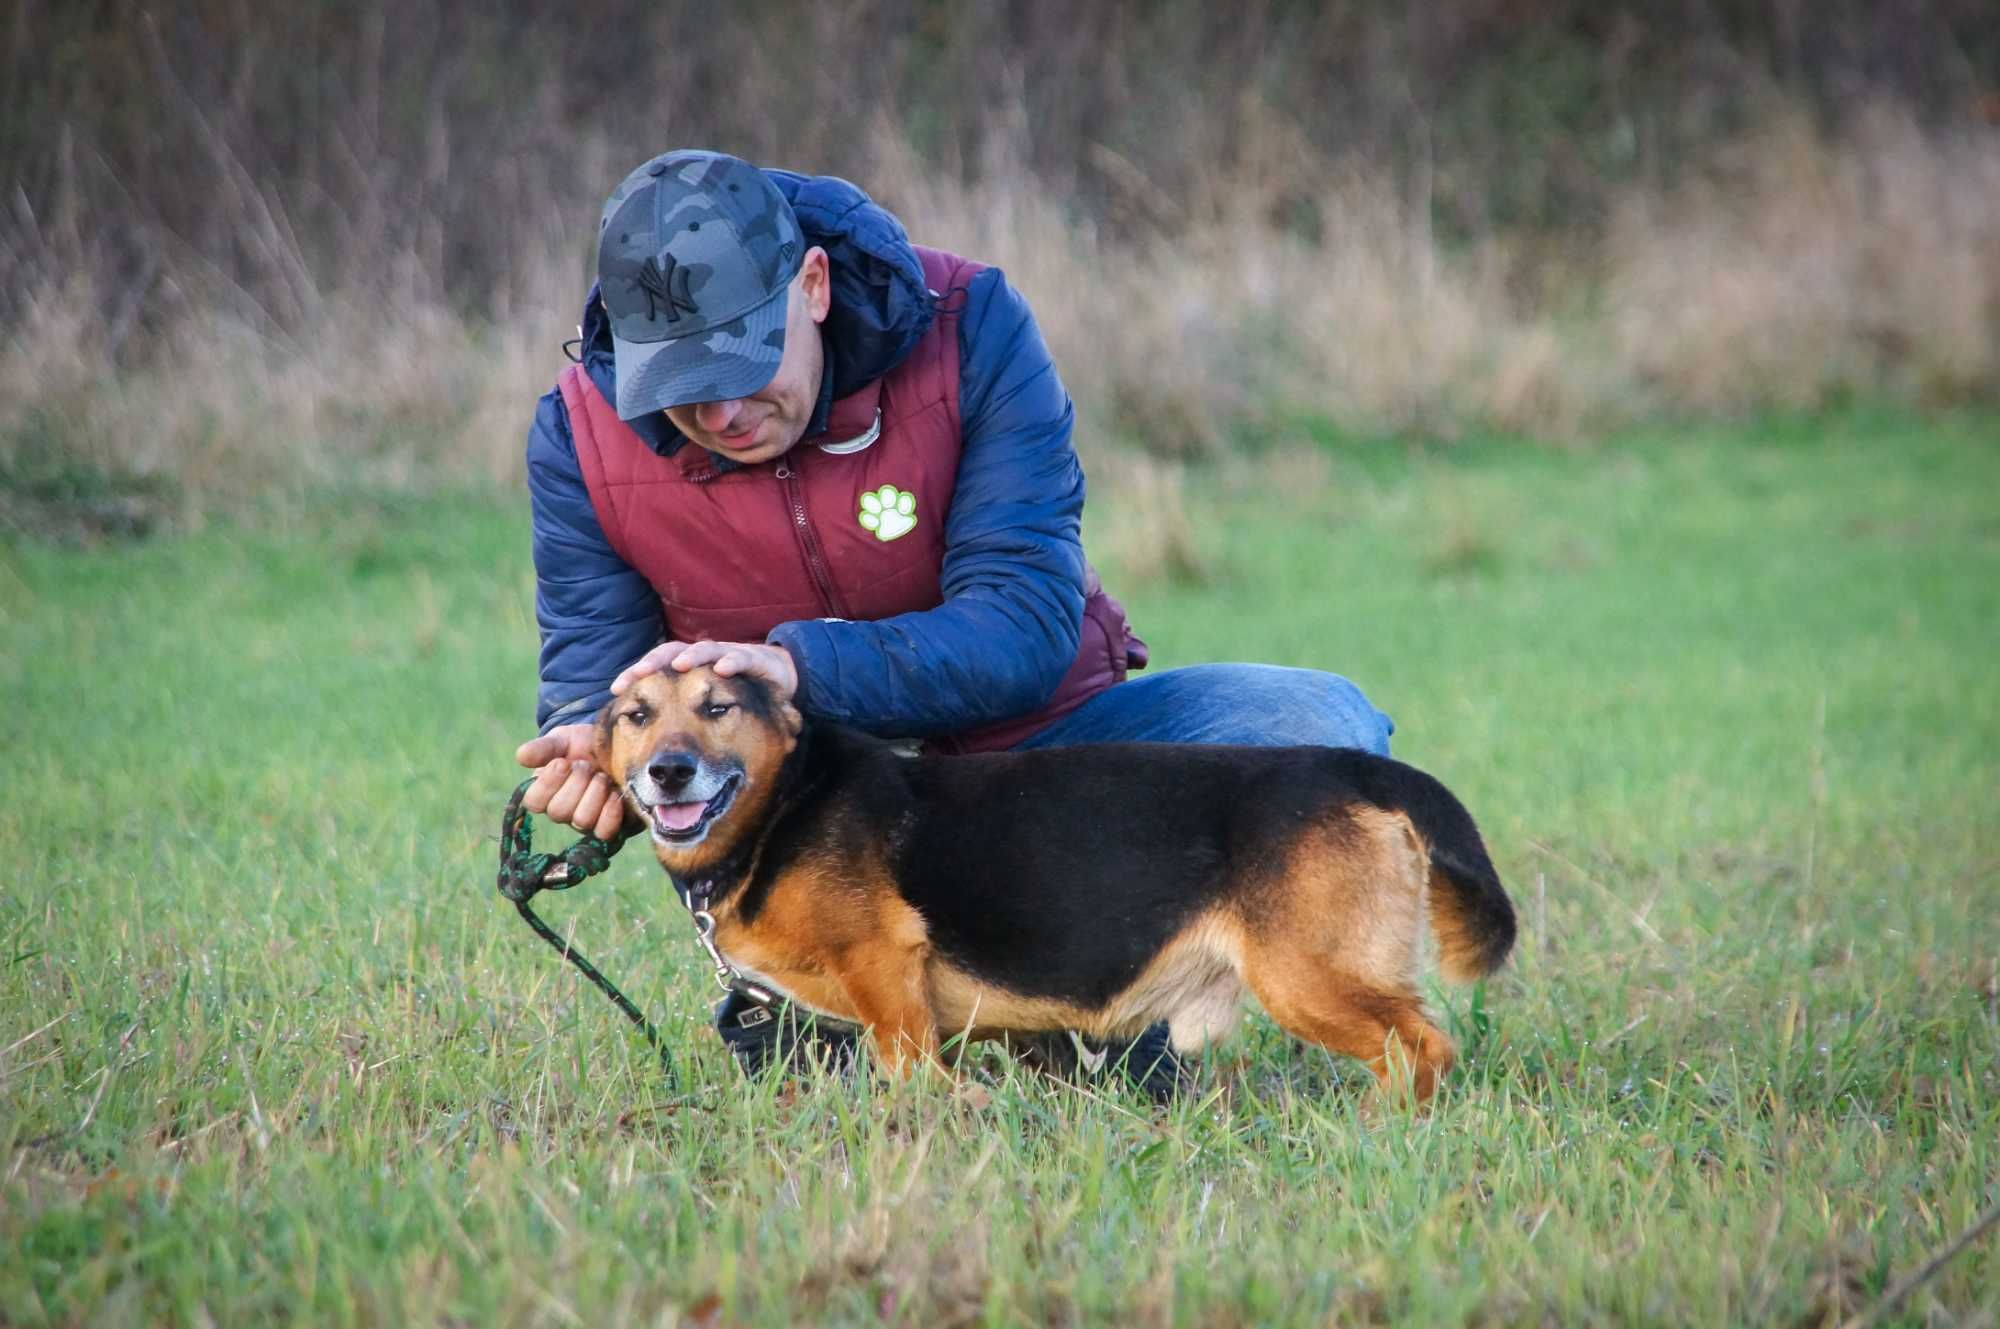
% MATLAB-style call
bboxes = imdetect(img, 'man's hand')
[513,723,627,840]
[612,638,799,702]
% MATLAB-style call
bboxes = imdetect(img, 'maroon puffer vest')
[561,245,1144,753]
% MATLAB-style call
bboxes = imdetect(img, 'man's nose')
[693,398,744,433]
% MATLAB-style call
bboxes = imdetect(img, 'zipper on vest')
[775,458,850,619]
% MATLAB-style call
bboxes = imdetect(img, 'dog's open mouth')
[645,774,741,843]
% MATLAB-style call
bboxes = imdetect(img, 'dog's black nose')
[647,750,699,791]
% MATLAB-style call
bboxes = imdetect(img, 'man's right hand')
[514,723,629,840]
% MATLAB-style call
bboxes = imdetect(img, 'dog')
[594,666,1515,1100]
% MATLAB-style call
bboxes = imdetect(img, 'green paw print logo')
[857,484,917,542]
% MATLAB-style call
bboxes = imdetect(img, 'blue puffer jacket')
[526,170,1088,735]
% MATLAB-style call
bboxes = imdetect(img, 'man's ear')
[800,245,831,325]
[778,699,804,739]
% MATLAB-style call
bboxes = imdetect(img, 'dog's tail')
[1352,754,1516,982]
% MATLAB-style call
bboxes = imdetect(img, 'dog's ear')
[591,694,621,772]
[732,671,805,740]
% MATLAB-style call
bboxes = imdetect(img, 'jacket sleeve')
[527,388,663,732]
[768,267,1086,735]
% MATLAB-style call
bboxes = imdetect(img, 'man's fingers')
[668,640,729,672]
[612,639,797,701]
[517,723,594,769]
[678,640,795,694]
[571,772,613,836]
[520,760,621,837]
[544,761,598,825]
[722,645,798,698]
[707,647,756,677]
[515,734,562,768]
[612,641,691,694]
[521,759,568,814]
[590,789,629,841]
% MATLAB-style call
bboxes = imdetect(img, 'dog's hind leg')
[1239,805,1457,1101]
[1244,963,1456,1102]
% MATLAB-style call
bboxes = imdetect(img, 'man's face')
[662,246,830,466]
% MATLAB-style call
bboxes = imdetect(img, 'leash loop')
[498,780,625,900]
[496,780,675,1080]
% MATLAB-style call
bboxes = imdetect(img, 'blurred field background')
[4,3,1999,1326]
[4,0,1998,535]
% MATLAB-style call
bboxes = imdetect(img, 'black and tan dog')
[596,667,1515,1100]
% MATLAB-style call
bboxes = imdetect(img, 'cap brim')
[611,284,790,421]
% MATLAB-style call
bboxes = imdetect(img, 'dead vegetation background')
[2,0,1996,530]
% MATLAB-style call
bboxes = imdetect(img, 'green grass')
[2,413,1996,1326]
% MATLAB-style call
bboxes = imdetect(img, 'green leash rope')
[496,780,675,1080]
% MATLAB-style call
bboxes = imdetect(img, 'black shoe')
[1011,1021,1193,1104]
[1116,1021,1195,1104]
[714,990,858,1077]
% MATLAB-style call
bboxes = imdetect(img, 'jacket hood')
[577,169,936,456]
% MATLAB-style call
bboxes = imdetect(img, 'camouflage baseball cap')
[596,150,806,420]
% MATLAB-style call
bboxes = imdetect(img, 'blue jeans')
[1014,664,1393,755]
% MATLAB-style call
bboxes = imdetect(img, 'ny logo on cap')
[636,254,699,324]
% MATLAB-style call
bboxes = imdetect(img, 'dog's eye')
[621,708,650,727]
[702,702,734,719]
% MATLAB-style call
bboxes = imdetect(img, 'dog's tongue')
[654,801,707,833]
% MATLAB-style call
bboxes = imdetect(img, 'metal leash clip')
[678,886,776,1006]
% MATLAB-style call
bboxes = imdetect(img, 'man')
[515,150,1393,1096]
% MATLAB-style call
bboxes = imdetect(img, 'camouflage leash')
[496,780,675,1079]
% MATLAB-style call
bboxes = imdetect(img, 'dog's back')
[887,740,1509,974]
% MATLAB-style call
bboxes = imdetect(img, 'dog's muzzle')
[630,751,742,845]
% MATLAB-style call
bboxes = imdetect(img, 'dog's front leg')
[831,942,940,1078]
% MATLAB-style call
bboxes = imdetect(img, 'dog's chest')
[711,921,855,1023]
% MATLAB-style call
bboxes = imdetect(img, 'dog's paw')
[857,485,917,542]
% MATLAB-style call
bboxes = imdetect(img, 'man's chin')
[698,434,798,466]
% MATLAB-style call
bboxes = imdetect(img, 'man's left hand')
[612,638,800,702]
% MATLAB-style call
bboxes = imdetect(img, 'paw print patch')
[857,484,917,542]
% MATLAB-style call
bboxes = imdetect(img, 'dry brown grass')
[3,106,1994,544]
[894,105,1996,458]
[1606,106,2000,414]
[0,247,578,531]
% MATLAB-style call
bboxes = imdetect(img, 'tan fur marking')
[926,967,1098,1042]
[1101,913,1247,1050]
[925,909,1248,1050]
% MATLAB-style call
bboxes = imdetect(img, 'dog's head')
[593,666,803,875]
